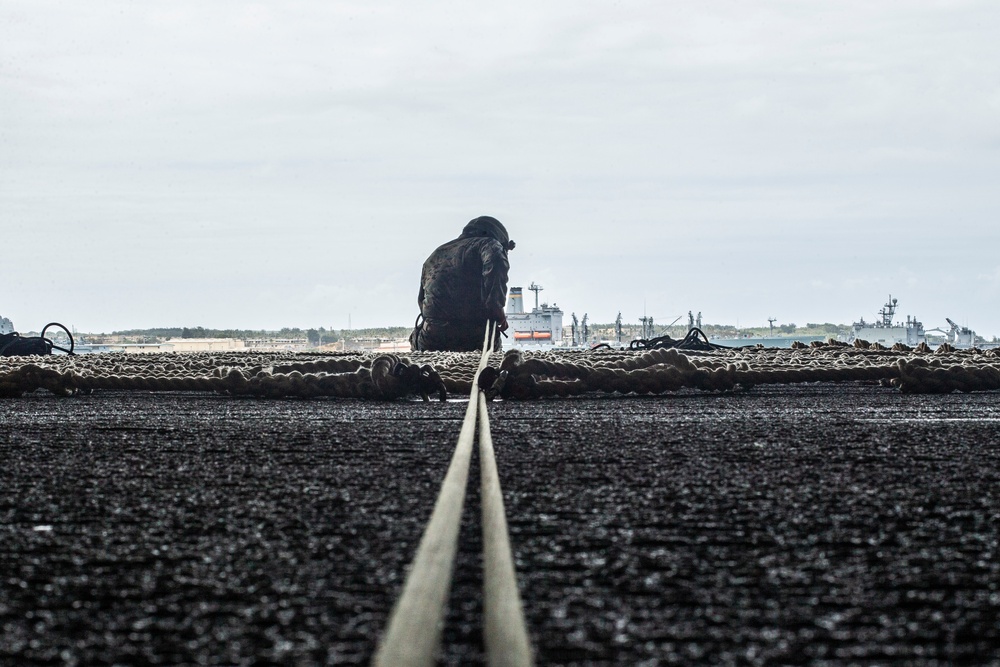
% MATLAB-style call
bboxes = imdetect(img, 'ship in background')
[938,318,978,348]
[847,295,926,347]
[506,283,564,347]
[845,295,990,349]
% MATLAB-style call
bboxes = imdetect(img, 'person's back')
[410,216,514,352]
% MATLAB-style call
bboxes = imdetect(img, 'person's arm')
[481,241,510,331]
[417,265,427,312]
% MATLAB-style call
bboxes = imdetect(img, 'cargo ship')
[506,283,564,347]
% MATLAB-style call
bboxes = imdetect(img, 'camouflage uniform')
[410,217,512,352]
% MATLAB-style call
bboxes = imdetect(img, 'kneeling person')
[410,216,514,352]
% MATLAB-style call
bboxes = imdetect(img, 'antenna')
[639,315,654,340]
[879,295,897,327]
[528,282,543,310]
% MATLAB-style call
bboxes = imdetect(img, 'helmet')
[462,216,515,250]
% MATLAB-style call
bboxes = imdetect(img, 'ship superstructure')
[1,316,13,335]
[944,318,977,348]
[848,296,925,347]
[506,283,563,346]
[925,317,980,348]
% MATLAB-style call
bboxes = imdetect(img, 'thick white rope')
[372,323,494,667]
[5,344,1000,399]
[478,390,533,666]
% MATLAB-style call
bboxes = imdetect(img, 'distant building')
[344,337,411,353]
[244,338,309,351]
[376,339,412,353]
[161,338,247,353]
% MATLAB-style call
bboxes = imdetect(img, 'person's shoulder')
[428,237,465,256]
[468,236,505,253]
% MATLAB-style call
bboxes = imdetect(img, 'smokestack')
[507,287,524,314]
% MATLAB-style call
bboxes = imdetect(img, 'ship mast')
[528,282,543,310]
[879,295,898,327]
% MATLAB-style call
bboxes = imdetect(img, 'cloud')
[980,266,1000,287]
[3,0,1000,334]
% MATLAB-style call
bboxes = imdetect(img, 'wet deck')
[2,384,999,665]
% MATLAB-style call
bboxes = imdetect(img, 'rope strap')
[373,322,532,666]
[478,389,532,666]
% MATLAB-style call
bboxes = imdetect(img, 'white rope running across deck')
[5,342,1000,399]
[478,389,533,666]
[372,323,533,667]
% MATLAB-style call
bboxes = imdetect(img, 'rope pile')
[626,326,733,351]
[2,342,1000,399]
[485,344,1000,397]
[0,351,447,400]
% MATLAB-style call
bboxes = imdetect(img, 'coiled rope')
[627,326,731,351]
[373,324,533,667]
[0,322,74,357]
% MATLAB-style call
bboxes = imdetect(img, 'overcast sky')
[3,1,999,336]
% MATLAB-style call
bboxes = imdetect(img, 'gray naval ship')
[848,296,926,347]
[847,295,982,348]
